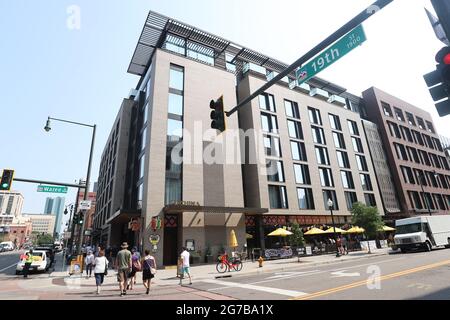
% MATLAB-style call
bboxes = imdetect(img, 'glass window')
[406,112,416,126]
[382,102,393,117]
[164,34,186,56]
[267,160,285,182]
[387,121,402,139]
[167,119,183,139]
[315,146,330,165]
[417,117,426,130]
[337,151,351,169]
[168,93,183,115]
[285,100,300,119]
[139,155,146,179]
[319,167,334,187]
[261,113,278,133]
[364,193,377,207]
[360,174,373,191]
[187,41,214,65]
[291,141,307,161]
[352,137,364,153]
[288,120,304,139]
[323,190,339,210]
[268,185,288,209]
[308,107,322,125]
[143,104,148,125]
[259,93,276,112]
[263,135,282,157]
[426,121,435,134]
[394,107,405,122]
[294,164,311,185]
[394,143,408,161]
[347,120,359,136]
[169,65,184,91]
[333,132,346,149]
[297,188,315,210]
[345,192,358,210]
[137,184,144,209]
[312,126,326,144]
[329,114,342,131]
[341,171,355,189]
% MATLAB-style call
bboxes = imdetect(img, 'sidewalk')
[49,247,394,288]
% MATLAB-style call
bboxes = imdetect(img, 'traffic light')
[0,169,14,191]
[73,212,79,225]
[78,212,84,225]
[210,95,226,132]
[424,46,450,116]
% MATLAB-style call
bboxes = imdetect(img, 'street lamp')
[327,198,340,258]
[44,116,96,256]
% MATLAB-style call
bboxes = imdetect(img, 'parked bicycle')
[216,253,243,273]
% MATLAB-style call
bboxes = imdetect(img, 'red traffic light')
[436,47,450,64]
[444,53,450,65]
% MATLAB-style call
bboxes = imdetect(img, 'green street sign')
[37,185,68,194]
[296,24,367,86]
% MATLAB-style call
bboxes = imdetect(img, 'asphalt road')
[191,248,450,300]
[0,250,22,277]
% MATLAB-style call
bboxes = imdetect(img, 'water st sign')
[37,185,68,194]
[296,24,367,86]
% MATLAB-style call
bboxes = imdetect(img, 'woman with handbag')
[142,250,156,295]
[93,250,109,295]
[127,248,142,290]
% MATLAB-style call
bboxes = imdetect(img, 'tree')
[351,202,384,253]
[289,223,305,248]
[37,233,54,246]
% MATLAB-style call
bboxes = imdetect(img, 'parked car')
[33,246,55,266]
[16,250,51,274]
[0,241,15,251]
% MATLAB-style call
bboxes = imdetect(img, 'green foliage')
[289,223,305,247]
[36,233,54,246]
[351,202,384,239]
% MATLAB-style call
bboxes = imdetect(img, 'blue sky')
[1,0,447,231]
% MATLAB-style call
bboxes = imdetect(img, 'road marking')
[292,259,450,300]
[330,270,361,278]
[202,279,308,297]
[0,262,17,273]
[265,270,321,280]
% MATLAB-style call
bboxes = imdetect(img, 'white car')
[16,250,51,275]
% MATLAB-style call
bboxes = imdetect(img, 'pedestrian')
[22,249,34,278]
[341,236,348,255]
[142,249,156,295]
[336,236,343,255]
[127,247,142,290]
[179,247,192,285]
[93,250,109,294]
[85,250,95,278]
[115,242,132,297]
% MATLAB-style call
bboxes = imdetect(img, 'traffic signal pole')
[225,0,394,117]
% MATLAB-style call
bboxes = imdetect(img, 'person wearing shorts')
[179,247,192,285]
[115,242,132,297]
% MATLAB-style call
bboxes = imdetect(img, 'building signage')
[296,24,367,86]
[37,185,68,194]
[172,201,201,206]
[79,200,91,210]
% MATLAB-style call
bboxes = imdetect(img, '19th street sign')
[296,24,367,86]
[37,185,68,194]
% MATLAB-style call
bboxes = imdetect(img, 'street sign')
[79,200,91,210]
[37,185,68,194]
[296,24,367,86]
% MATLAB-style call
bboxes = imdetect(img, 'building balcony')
[296,82,311,94]
[309,87,329,101]
[328,95,347,106]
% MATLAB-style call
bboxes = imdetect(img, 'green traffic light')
[1,183,8,188]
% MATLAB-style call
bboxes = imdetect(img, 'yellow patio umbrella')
[378,225,396,232]
[268,228,293,237]
[304,227,326,235]
[229,230,238,248]
[346,226,365,234]
[323,227,347,234]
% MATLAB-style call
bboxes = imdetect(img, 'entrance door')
[163,214,179,266]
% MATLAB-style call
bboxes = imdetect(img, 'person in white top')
[93,250,109,294]
[179,247,192,285]
[85,251,95,278]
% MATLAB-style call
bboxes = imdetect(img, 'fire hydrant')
[258,256,264,268]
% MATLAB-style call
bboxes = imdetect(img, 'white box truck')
[394,216,450,252]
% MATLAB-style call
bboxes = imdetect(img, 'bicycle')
[216,253,243,273]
